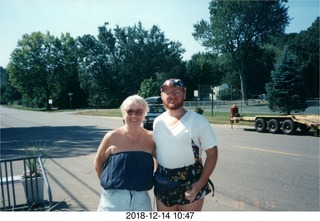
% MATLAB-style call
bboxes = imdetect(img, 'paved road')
[1,106,319,211]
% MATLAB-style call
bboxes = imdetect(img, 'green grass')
[76,108,265,126]
[6,104,273,126]
[203,112,267,125]
[76,109,122,117]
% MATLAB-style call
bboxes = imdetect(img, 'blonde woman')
[94,95,155,211]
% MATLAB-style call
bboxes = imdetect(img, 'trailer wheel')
[255,118,267,133]
[268,119,280,133]
[281,119,296,135]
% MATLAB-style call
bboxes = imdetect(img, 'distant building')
[210,84,229,101]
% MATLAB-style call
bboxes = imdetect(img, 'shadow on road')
[1,126,109,158]
[1,125,113,211]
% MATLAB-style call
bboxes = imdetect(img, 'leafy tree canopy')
[77,22,186,107]
[7,32,69,109]
[7,32,82,109]
[193,0,290,102]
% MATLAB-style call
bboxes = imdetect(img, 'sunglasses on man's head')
[125,109,144,116]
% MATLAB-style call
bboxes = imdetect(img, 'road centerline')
[232,145,316,158]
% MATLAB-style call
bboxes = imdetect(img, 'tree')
[77,33,113,107]
[7,32,69,110]
[55,33,87,109]
[288,17,319,98]
[0,66,21,104]
[186,52,222,85]
[265,48,307,114]
[77,22,185,107]
[138,72,170,98]
[185,52,223,100]
[266,17,319,99]
[193,0,290,103]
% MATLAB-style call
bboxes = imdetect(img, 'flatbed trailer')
[231,115,320,136]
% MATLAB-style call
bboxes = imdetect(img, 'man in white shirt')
[153,78,218,211]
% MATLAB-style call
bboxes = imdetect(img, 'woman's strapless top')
[100,151,154,191]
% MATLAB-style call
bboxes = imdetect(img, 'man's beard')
[163,99,184,110]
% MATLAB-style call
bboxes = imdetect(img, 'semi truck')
[230,115,320,136]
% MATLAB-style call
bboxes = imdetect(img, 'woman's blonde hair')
[120,94,148,111]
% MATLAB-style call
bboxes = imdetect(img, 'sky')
[0,0,319,68]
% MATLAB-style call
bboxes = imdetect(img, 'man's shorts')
[154,163,213,207]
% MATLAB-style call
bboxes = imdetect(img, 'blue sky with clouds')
[0,0,319,67]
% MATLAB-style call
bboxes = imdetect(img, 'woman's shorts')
[97,188,152,211]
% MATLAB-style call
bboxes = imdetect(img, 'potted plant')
[20,142,53,204]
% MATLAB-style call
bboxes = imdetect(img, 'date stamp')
[231,199,276,210]
[125,212,195,220]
